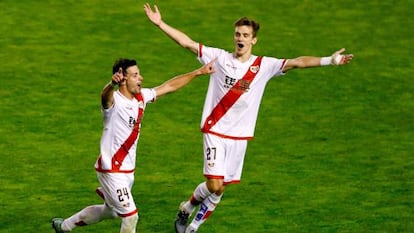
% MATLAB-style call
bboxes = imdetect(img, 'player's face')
[124,65,143,95]
[233,25,257,57]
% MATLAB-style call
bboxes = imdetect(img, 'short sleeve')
[140,88,157,104]
[197,44,226,65]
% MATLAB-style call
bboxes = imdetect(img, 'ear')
[119,75,127,86]
[252,37,258,45]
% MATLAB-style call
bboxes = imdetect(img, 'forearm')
[154,60,214,98]
[167,74,197,91]
[158,21,198,53]
[284,49,352,72]
[155,69,201,97]
[101,81,116,109]
[299,56,323,68]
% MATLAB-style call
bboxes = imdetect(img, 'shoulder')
[261,55,284,63]
[260,56,287,67]
[200,44,231,57]
[139,88,156,104]
[257,56,288,76]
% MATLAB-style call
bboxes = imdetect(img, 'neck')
[119,86,134,100]
[234,52,251,63]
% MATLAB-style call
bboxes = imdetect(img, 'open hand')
[144,3,162,26]
[332,48,354,65]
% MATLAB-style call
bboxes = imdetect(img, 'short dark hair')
[234,17,260,37]
[112,58,137,75]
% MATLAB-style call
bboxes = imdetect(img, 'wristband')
[320,57,332,66]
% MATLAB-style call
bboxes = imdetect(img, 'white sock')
[61,204,117,231]
[185,182,212,214]
[189,193,223,230]
[120,214,139,233]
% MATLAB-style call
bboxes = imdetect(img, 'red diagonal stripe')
[111,94,144,171]
[202,56,262,132]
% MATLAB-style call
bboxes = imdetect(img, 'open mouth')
[237,43,244,48]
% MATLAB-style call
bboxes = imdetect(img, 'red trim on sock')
[75,221,87,226]
[203,210,213,220]
[190,195,202,206]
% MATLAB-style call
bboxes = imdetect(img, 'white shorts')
[203,133,248,184]
[96,172,138,217]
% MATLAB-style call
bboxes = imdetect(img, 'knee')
[206,179,224,194]
[121,213,138,232]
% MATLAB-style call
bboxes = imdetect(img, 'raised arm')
[283,48,353,72]
[154,59,216,98]
[144,3,198,54]
[101,69,125,109]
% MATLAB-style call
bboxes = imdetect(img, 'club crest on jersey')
[250,65,260,73]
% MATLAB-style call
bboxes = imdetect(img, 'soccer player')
[144,3,354,233]
[51,58,215,233]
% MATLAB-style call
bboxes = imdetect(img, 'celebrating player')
[144,3,353,233]
[51,58,215,233]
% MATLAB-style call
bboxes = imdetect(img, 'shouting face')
[233,25,257,58]
[124,65,143,97]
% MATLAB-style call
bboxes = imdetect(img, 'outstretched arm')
[144,3,198,54]
[283,48,353,72]
[154,59,216,98]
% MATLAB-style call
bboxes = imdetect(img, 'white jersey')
[95,88,156,173]
[198,44,287,139]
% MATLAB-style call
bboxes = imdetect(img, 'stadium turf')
[0,0,412,232]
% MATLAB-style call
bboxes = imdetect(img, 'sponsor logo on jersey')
[224,75,251,93]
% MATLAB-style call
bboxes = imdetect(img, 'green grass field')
[1,0,413,232]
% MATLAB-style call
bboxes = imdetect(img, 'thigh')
[203,134,226,179]
[223,138,247,184]
[97,172,137,217]
[202,134,248,183]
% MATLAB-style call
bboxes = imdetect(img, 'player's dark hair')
[112,58,137,75]
[234,17,260,37]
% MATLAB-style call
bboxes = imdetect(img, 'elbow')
[290,61,307,69]
[178,40,189,48]
[159,84,177,96]
[294,59,307,68]
[178,40,198,53]
[101,98,112,109]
